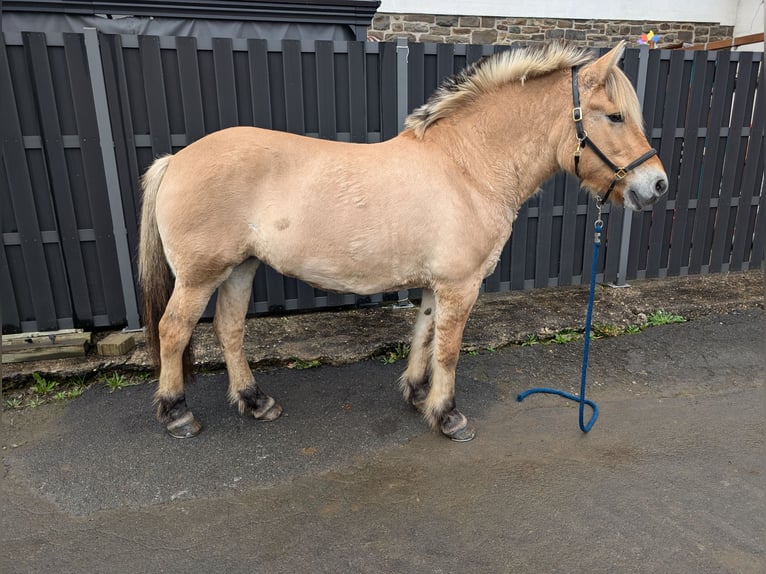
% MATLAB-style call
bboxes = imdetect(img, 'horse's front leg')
[215,259,282,422]
[423,283,480,442]
[399,288,435,411]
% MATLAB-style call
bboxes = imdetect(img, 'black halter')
[571,66,657,203]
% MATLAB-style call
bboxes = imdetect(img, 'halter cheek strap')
[571,66,657,203]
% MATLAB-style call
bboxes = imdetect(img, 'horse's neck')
[428,72,570,211]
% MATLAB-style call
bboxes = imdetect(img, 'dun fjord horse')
[139,41,667,440]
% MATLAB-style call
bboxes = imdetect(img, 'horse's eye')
[607,113,624,123]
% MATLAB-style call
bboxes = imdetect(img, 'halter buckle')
[614,168,628,180]
[572,107,583,122]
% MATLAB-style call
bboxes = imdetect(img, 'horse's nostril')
[655,178,668,195]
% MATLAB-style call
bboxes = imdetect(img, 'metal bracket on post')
[611,45,651,289]
[83,27,141,330]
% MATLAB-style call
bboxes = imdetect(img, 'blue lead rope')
[516,211,603,433]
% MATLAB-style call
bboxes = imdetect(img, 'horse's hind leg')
[399,288,435,411]
[156,282,218,438]
[424,284,480,442]
[214,258,282,422]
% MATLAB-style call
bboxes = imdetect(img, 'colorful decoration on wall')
[637,30,661,47]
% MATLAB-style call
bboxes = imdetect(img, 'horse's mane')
[405,41,641,138]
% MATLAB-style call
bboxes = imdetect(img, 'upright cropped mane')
[405,42,596,138]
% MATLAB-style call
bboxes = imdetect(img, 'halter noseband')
[571,66,657,204]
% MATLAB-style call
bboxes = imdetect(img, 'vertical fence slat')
[316,41,336,139]
[535,178,555,288]
[213,37,238,129]
[248,39,272,129]
[282,40,305,135]
[436,42,454,80]
[406,41,425,113]
[176,36,206,143]
[380,41,398,141]
[602,204,624,284]
[0,33,58,331]
[139,35,172,156]
[558,176,580,286]
[348,41,366,142]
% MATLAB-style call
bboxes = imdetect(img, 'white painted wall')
[733,0,764,50]
[379,1,740,26]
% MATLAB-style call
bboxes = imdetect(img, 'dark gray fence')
[1,32,764,334]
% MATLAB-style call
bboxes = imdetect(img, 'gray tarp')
[2,13,361,40]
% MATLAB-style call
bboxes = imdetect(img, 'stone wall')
[368,13,735,47]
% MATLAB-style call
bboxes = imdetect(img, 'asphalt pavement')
[1,305,763,573]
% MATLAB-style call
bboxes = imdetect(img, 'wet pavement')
[1,305,763,573]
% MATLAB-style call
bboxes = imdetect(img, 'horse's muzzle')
[624,169,669,211]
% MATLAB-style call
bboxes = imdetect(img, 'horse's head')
[568,42,668,211]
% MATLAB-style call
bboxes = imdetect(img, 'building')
[370,0,765,50]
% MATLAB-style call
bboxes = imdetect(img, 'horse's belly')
[274,256,425,295]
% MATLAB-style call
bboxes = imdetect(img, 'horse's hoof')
[252,399,283,422]
[410,396,427,413]
[166,412,202,439]
[444,422,476,442]
[440,410,476,442]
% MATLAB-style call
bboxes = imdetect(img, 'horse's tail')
[138,155,194,383]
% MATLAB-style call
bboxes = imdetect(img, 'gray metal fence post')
[395,37,413,307]
[396,37,409,130]
[83,27,141,330]
[614,45,651,287]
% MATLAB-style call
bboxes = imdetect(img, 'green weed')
[4,397,23,410]
[27,396,45,408]
[646,310,686,327]
[31,373,57,395]
[288,358,322,370]
[521,334,540,346]
[378,343,410,364]
[103,372,128,392]
[550,330,581,344]
[52,385,86,402]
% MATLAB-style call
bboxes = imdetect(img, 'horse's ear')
[583,41,626,86]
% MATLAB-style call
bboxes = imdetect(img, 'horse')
[138,40,667,441]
